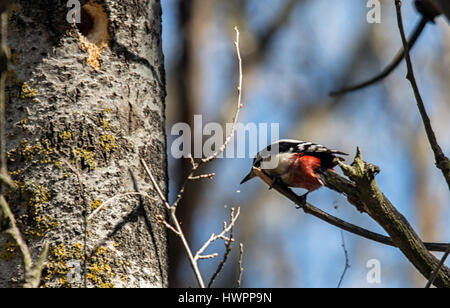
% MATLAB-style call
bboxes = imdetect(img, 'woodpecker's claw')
[295,192,309,209]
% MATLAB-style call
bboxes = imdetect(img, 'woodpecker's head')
[240,139,295,184]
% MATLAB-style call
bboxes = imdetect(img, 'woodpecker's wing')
[282,140,348,169]
[257,139,347,169]
[292,140,348,156]
[258,139,348,156]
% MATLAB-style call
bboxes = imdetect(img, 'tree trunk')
[0,0,168,287]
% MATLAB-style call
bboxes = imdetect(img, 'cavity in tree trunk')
[0,0,168,287]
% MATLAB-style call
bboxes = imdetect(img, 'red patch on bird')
[287,153,323,191]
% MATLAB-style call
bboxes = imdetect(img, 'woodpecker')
[240,139,348,204]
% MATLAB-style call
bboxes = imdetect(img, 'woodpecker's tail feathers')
[240,171,256,184]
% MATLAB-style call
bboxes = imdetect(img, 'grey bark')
[0,0,168,287]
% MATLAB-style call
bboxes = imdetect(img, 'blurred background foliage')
[161,0,450,287]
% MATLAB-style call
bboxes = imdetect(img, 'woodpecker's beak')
[240,171,255,184]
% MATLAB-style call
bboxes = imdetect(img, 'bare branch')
[337,230,350,288]
[142,157,242,288]
[195,207,240,262]
[201,26,243,164]
[0,6,48,288]
[330,17,428,96]
[237,242,244,288]
[0,6,13,190]
[395,0,450,189]
[188,173,215,180]
[187,153,196,169]
[156,214,181,236]
[139,27,244,288]
[1,196,48,288]
[23,242,49,288]
[252,166,449,252]
[1,196,33,272]
[323,146,450,287]
[141,157,206,287]
[197,253,219,260]
[140,158,171,210]
[425,243,450,288]
[207,207,239,288]
[171,26,244,211]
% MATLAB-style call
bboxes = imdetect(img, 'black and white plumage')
[240,139,348,191]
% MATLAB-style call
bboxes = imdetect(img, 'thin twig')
[195,207,240,262]
[337,230,350,288]
[334,202,350,288]
[197,253,219,260]
[425,243,450,288]
[156,214,180,235]
[0,196,48,288]
[188,153,196,168]
[139,27,244,289]
[330,17,428,96]
[23,242,49,288]
[237,242,244,287]
[171,27,244,209]
[140,158,171,210]
[201,26,243,164]
[0,6,48,288]
[0,7,13,191]
[207,208,239,288]
[188,173,215,180]
[141,157,206,288]
[1,196,33,271]
[395,0,450,189]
